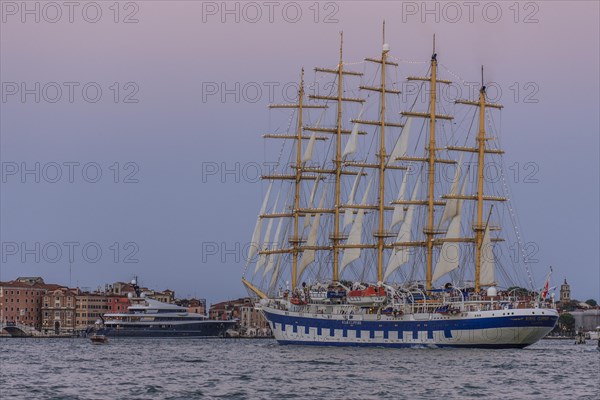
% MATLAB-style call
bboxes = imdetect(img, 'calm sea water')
[1,337,598,399]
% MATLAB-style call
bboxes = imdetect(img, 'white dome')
[487,286,498,297]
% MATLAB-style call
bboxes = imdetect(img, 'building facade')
[42,288,77,334]
[239,304,270,336]
[0,281,46,330]
[144,289,175,303]
[176,298,206,315]
[570,310,600,331]
[107,295,131,313]
[209,297,270,337]
[75,292,110,331]
[0,278,64,331]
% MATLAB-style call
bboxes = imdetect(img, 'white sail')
[480,221,496,285]
[303,179,320,231]
[342,169,363,229]
[387,117,412,166]
[263,211,286,277]
[340,179,373,273]
[246,181,273,266]
[432,213,462,282]
[302,113,323,163]
[269,222,290,291]
[384,175,421,281]
[297,188,327,281]
[254,190,280,274]
[433,175,468,281]
[342,105,365,158]
[439,155,463,226]
[390,171,409,229]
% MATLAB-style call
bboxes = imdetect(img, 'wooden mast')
[291,68,305,290]
[242,72,328,298]
[376,22,389,282]
[451,66,505,290]
[474,66,487,292]
[425,36,438,291]
[332,32,344,282]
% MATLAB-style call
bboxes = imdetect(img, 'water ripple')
[1,338,599,399]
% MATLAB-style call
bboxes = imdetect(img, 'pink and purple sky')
[1,1,598,303]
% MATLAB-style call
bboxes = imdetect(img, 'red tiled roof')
[0,281,65,291]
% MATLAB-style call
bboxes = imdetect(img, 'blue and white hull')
[262,305,558,348]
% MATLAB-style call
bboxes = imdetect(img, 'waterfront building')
[107,295,131,313]
[176,298,207,315]
[570,309,600,331]
[75,292,110,331]
[143,289,175,303]
[42,288,77,334]
[0,278,63,331]
[107,281,137,296]
[239,303,270,337]
[209,298,247,320]
[209,297,270,336]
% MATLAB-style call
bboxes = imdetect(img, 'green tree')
[558,313,575,335]
[585,299,597,307]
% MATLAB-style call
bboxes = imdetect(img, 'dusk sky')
[1,1,598,304]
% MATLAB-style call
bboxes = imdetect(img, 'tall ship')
[242,27,558,348]
[98,281,236,338]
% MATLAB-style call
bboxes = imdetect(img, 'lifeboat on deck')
[347,286,387,306]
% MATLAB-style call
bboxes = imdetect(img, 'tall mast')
[376,22,389,282]
[451,66,504,291]
[291,68,305,290]
[332,32,344,282]
[474,67,487,292]
[425,37,438,291]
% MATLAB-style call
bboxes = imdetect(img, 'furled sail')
[480,221,495,285]
[387,117,412,166]
[439,155,463,226]
[432,178,467,282]
[342,105,365,158]
[384,174,421,281]
[246,181,273,267]
[297,187,327,281]
[342,169,363,229]
[340,179,373,274]
[390,171,409,229]
[254,190,280,274]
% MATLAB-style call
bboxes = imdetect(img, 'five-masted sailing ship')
[242,28,558,348]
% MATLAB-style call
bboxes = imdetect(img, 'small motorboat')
[90,334,108,344]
